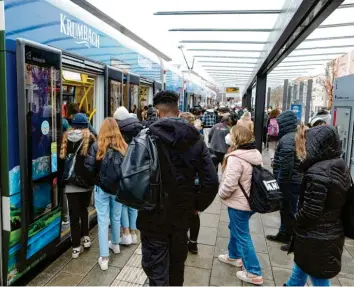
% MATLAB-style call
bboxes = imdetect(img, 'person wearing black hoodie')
[267,111,302,251]
[139,91,219,286]
[141,106,159,128]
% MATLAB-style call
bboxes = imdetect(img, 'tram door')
[140,78,153,117]
[15,39,63,272]
[129,73,140,114]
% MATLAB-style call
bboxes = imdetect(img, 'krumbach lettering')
[60,13,100,49]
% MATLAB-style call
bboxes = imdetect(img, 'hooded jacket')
[137,118,219,235]
[117,117,143,144]
[141,107,158,128]
[291,125,350,279]
[208,122,230,154]
[60,129,96,191]
[273,111,302,185]
[219,149,263,211]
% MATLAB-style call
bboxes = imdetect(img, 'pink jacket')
[219,149,263,211]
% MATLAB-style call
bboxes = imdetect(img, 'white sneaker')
[98,257,109,271]
[218,254,243,267]
[109,241,121,254]
[72,246,84,259]
[120,234,132,245]
[131,234,138,245]
[82,236,91,248]
[236,270,264,286]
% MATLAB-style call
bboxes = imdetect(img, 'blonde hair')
[179,112,196,124]
[241,111,251,120]
[222,125,255,171]
[295,123,308,161]
[96,117,128,160]
[60,128,95,159]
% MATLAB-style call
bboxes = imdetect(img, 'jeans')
[121,205,138,230]
[228,208,262,276]
[141,232,188,286]
[66,191,91,248]
[286,263,331,286]
[94,186,122,257]
[189,213,200,242]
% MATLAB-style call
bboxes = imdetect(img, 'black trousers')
[141,232,188,286]
[279,184,300,238]
[66,191,92,248]
[214,151,225,171]
[189,213,200,242]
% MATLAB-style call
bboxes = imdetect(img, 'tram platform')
[26,151,354,286]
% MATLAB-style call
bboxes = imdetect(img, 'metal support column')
[254,73,267,152]
[282,79,288,111]
[287,85,292,110]
[246,88,252,110]
[293,84,298,104]
[299,81,304,105]
[266,87,271,108]
[305,79,313,124]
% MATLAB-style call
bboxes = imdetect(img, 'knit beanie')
[113,107,130,121]
[71,113,89,128]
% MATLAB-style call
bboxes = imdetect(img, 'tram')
[0,0,213,285]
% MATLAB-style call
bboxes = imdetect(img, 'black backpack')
[117,129,163,211]
[239,165,282,213]
[342,178,354,239]
[99,148,124,195]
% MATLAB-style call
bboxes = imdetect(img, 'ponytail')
[295,123,308,161]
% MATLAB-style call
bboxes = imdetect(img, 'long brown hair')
[60,128,95,159]
[222,125,254,171]
[295,123,308,161]
[96,117,128,160]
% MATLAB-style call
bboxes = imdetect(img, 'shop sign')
[226,87,239,93]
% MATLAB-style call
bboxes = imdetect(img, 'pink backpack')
[268,118,279,137]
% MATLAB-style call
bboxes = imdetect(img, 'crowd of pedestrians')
[58,97,353,286]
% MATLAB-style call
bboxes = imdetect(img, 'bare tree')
[270,86,283,108]
[323,59,338,109]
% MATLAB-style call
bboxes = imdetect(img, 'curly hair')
[295,123,308,161]
[60,128,95,159]
[179,112,196,124]
[96,118,128,160]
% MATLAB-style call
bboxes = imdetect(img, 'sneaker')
[62,219,70,225]
[82,236,91,248]
[266,233,290,244]
[120,234,132,245]
[109,241,120,254]
[218,254,243,267]
[72,246,84,259]
[188,241,199,254]
[236,270,264,286]
[131,234,138,245]
[98,257,109,271]
[281,243,291,252]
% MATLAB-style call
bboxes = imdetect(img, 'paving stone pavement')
[28,150,354,286]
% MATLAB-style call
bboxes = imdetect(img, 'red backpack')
[268,118,279,137]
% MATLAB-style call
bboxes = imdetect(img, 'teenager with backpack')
[285,124,351,286]
[114,107,143,245]
[59,113,96,259]
[84,118,128,270]
[137,91,219,286]
[217,125,264,286]
[266,109,281,151]
[267,110,302,252]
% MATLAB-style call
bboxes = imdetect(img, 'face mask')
[225,133,232,146]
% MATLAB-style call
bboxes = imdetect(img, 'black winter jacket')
[117,117,143,144]
[137,118,219,235]
[84,142,100,185]
[273,111,302,185]
[291,125,350,279]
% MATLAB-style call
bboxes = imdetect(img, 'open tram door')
[60,52,105,239]
[122,72,139,112]
[105,66,123,117]
[15,39,63,274]
[138,77,153,118]
[332,74,354,178]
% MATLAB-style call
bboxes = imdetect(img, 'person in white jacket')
[218,125,264,286]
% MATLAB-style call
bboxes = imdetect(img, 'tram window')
[131,84,139,113]
[110,80,121,116]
